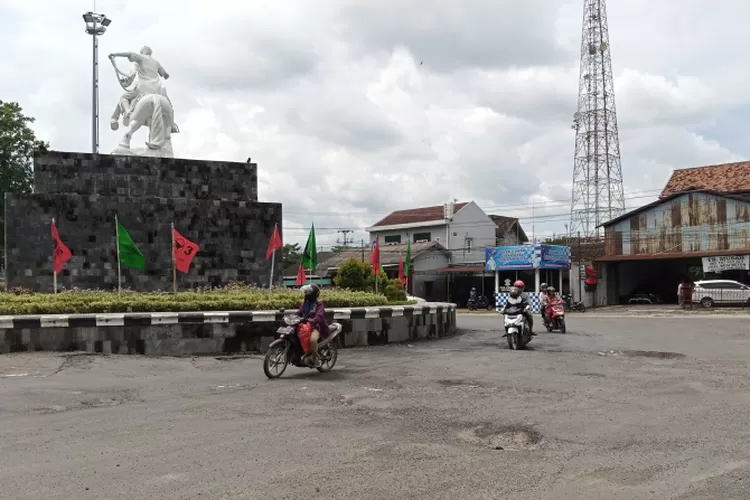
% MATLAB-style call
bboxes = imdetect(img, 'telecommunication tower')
[569,0,625,238]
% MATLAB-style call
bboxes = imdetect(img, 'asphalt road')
[1,314,749,500]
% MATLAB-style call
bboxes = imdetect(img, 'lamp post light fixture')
[82,12,112,154]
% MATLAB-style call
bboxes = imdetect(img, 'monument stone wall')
[4,151,282,292]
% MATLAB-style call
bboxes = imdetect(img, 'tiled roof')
[283,242,447,276]
[660,161,750,198]
[370,202,469,228]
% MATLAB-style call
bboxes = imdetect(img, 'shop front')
[485,244,572,312]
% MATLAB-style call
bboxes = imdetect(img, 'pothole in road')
[458,423,543,451]
[598,350,685,359]
[437,379,483,388]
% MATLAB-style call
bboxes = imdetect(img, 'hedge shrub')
[0,284,390,315]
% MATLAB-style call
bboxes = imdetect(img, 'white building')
[367,201,528,302]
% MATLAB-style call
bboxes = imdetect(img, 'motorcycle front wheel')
[559,318,567,333]
[263,344,289,379]
[316,343,338,372]
[507,331,524,350]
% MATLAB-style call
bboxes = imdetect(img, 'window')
[413,232,431,242]
[384,235,401,244]
[465,238,473,253]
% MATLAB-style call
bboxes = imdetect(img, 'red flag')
[266,223,282,260]
[295,263,306,286]
[370,236,381,275]
[51,219,72,274]
[398,257,406,285]
[173,228,200,273]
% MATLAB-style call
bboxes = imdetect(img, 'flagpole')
[171,222,177,294]
[115,214,121,294]
[269,250,276,289]
[52,218,57,294]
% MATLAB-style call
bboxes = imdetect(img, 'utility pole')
[577,231,583,301]
[337,230,353,247]
[569,0,625,238]
[361,239,365,262]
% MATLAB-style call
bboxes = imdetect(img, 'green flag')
[117,220,145,269]
[404,240,411,277]
[300,223,317,270]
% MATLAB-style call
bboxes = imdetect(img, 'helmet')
[540,282,548,291]
[509,286,520,298]
[301,283,320,300]
[471,287,476,291]
[513,280,525,289]
[546,286,556,294]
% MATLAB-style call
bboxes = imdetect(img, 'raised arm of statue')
[109,52,143,63]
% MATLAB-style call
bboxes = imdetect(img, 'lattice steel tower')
[569,0,625,238]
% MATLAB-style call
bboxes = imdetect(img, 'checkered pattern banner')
[494,292,562,313]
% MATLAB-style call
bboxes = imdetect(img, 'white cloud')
[1,0,748,246]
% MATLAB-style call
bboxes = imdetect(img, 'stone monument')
[3,46,283,291]
[108,46,178,157]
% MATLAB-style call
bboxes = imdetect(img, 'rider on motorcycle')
[502,285,532,329]
[513,280,534,334]
[544,286,558,324]
[539,282,549,324]
[469,287,478,302]
[297,283,329,367]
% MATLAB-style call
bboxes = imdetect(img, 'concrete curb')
[0,303,457,330]
[0,303,458,356]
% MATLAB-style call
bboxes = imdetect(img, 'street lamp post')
[82,12,111,154]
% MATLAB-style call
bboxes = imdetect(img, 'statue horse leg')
[118,97,149,149]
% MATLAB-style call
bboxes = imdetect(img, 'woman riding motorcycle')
[297,283,329,367]
[502,285,533,332]
[512,280,534,334]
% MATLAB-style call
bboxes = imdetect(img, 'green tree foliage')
[334,258,389,294]
[0,100,48,249]
[384,278,407,302]
[334,259,371,291]
[280,243,301,269]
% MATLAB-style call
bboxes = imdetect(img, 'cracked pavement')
[1,314,749,499]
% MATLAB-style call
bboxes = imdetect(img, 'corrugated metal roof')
[370,202,469,228]
[661,161,750,198]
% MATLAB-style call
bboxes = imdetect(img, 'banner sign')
[540,244,571,269]
[701,255,750,273]
[485,244,572,271]
[485,246,535,271]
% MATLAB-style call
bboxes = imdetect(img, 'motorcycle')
[263,313,343,379]
[467,295,494,311]
[563,293,586,313]
[503,304,533,350]
[544,299,567,333]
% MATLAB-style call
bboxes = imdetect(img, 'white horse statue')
[108,47,179,157]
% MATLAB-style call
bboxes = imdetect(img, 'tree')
[0,100,48,250]
[280,243,301,269]
[334,258,388,293]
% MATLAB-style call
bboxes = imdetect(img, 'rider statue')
[109,46,179,133]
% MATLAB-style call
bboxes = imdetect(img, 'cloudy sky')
[1,0,745,250]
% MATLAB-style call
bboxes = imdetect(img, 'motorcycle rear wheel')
[263,344,289,379]
[316,343,338,372]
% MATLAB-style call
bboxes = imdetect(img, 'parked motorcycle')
[544,299,567,333]
[563,293,586,313]
[263,313,343,379]
[467,295,494,311]
[503,304,533,350]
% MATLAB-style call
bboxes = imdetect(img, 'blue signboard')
[540,244,571,269]
[485,244,571,271]
[485,245,536,271]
